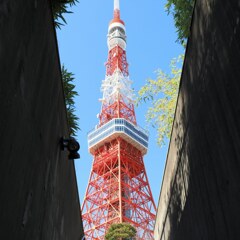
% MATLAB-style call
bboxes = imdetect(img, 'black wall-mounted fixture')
[61,137,80,160]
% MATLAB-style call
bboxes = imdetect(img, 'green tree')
[105,223,137,240]
[137,0,195,145]
[137,55,183,147]
[51,0,79,29]
[62,65,80,136]
[165,0,195,45]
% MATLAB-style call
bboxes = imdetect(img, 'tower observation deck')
[81,1,156,239]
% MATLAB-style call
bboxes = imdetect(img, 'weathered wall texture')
[154,0,240,239]
[0,0,84,239]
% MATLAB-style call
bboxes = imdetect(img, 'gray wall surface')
[154,0,240,239]
[0,0,84,239]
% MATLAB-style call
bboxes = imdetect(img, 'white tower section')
[114,0,120,10]
[100,70,134,106]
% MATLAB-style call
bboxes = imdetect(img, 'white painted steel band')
[114,0,120,10]
[88,125,148,146]
[108,22,125,32]
[88,120,148,151]
[88,130,148,155]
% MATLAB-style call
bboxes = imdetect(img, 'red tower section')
[82,1,156,239]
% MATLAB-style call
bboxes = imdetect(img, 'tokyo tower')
[81,0,156,239]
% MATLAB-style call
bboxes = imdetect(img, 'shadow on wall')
[0,0,84,239]
[157,0,240,239]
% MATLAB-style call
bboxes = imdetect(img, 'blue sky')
[56,0,183,206]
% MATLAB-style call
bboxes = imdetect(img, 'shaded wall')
[0,0,84,239]
[154,0,240,239]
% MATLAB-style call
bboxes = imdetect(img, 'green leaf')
[62,65,80,136]
[165,0,195,45]
[137,55,183,147]
[51,0,79,29]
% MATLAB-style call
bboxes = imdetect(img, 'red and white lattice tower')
[81,1,156,239]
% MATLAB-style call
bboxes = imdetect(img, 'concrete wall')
[0,0,84,239]
[154,0,240,239]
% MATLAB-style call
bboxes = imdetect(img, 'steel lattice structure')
[82,1,156,239]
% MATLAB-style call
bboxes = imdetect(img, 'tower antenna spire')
[113,0,121,19]
[114,0,120,10]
